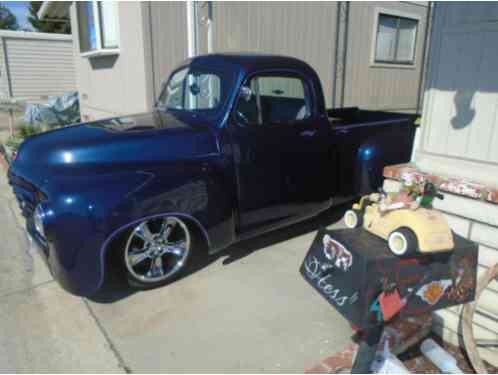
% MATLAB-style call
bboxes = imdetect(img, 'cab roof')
[182,53,316,75]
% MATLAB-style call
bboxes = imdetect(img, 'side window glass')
[160,68,222,111]
[234,74,311,126]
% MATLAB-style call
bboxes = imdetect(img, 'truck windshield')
[157,66,223,113]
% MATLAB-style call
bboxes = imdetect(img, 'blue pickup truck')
[8,54,417,296]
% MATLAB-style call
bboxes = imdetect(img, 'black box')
[300,228,478,330]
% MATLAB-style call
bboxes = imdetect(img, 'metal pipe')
[416,2,433,114]
[340,2,349,108]
[186,1,197,57]
[332,2,341,108]
[207,2,213,54]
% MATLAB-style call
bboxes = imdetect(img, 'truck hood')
[11,111,219,186]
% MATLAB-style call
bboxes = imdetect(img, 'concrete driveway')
[0,169,353,373]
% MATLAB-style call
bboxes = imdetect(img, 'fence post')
[1,36,14,135]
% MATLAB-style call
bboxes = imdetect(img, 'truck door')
[229,72,331,235]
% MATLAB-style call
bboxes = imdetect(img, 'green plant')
[5,122,44,151]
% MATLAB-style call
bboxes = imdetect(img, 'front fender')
[45,161,235,296]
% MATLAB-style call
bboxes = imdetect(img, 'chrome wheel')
[124,216,191,284]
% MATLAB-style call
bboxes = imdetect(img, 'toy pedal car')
[344,185,454,256]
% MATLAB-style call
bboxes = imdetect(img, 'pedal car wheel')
[388,228,418,256]
[344,209,363,229]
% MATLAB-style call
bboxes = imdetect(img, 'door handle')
[300,130,317,137]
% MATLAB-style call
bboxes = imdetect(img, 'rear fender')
[354,124,416,195]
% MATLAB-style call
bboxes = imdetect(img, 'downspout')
[186,1,198,57]
[340,2,349,108]
[332,3,341,108]
[416,2,432,114]
[206,2,213,54]
[412,2,433,162]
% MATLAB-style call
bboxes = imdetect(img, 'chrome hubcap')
[124,217,190,283]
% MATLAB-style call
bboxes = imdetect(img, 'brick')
[383,179,401,193]
[383,162,498,205]
[321,343,357,373]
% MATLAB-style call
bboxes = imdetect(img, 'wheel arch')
[97,212,211,290]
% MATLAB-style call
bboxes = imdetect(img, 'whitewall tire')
[344,209,362,229]
[388,228,418,256]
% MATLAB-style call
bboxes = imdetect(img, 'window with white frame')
[374,13,418,65]
[77,1,119,55]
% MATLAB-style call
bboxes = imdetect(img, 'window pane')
[396,18,418,62]
[163,68,188,110]
[77,2,97,52]
[375,14,397,61]
[159,67,222,111]
[185,73,221,110]
[99,2,119,49]
[253,76,310,123]
[257,76,305,99]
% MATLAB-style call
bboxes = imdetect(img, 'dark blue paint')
[8,54,417,296]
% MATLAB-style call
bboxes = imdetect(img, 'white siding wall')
[415,5,498,364]
[70,2,151,121]
[0,31,75,100]
[417,2,498,185]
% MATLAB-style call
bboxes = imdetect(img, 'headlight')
[34,204,46,238]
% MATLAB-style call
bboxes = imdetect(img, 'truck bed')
[327,107,418,201]
[327,107,417,128]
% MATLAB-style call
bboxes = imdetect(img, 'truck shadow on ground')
[89,202,350,304]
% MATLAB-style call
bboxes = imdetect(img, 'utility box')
[300,228,478,330]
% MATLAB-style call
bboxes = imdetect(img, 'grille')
[8,170,44,218]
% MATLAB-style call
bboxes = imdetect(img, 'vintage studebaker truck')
[8,54,417,296]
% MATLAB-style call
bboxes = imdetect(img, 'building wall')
[145,2,188,101]
[344,2,429,111]
[416,2,498,185]
[0,30,75,100]
[70,2,150,121]
[202,1,338,107]
[196,1,429,110]
[72,2,429,118]
[411,2,498,366]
